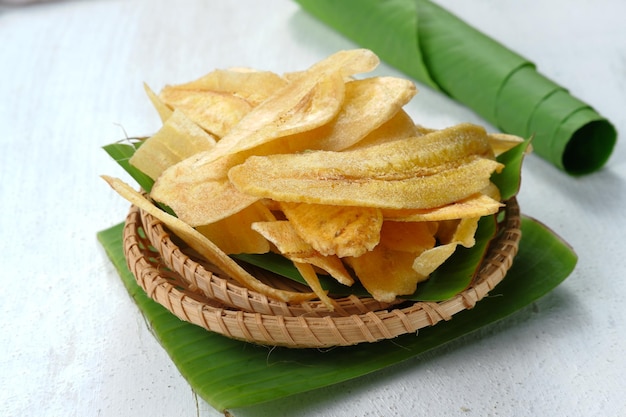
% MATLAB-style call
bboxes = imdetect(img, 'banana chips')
[104,49,523,309]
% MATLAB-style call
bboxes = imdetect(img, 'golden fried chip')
[206,71,345,157]
[149,126,337,227]
[144,83,172,123]
[435,216,481,247]
[159,87,253,137]
[251,220,354,286]
[170,68,288,106]
[191,121,336,182]
[251,220,315,256]
[228,124,500,210]
[196,49,379,162]
[151,173,258,227]
[312,76,417,151]
[488,132,526,156]
[282,48,378,83]
[129,109,217,180]
[435,219,460,246]
[147,50,383,224]
[149,120,336,227]
[412,216,481,277]
[346,245,427,303]
[381,193,502,222]
[347,216,481,302]
[481,182,502,201]
[293,261,334,310]
[101,176,315,303]
[229,149,502,210]
[195,202,273,255]
[146,74,343,222]
[414,124,437,136]
[106,50,518,305]
[451,216,480,248]
[302,256,354,287]
[411,243,457,277]
[378,221,436,253]
[345,109,421,150]
[280,202,383,258]
[306,48,379,78]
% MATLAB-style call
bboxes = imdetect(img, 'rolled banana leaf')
[294,0,617,175]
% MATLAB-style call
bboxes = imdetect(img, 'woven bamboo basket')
[123,199,521,348]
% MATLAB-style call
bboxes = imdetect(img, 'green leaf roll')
[294,0,617,174]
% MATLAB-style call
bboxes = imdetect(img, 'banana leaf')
[294,0,617,175]
[97,215,576,413]
[102,141,153,193]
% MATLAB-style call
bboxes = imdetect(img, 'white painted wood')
[1,1,624,416]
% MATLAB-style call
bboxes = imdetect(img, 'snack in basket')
[103,49,527,316]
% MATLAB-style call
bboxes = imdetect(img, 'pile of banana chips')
[104,49,524,309]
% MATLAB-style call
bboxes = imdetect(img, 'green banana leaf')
[97,215,576,412]
[294,0,617,175]
[102,141,154,192]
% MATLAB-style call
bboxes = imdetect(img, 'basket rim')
[123,199,521,348]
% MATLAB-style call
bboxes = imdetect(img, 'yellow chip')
[293,261,334,311]
[306,48,380,78]
[151,173,258,227]
[251,220,315,257]
[195,202,273,255]
[381,193,502,222]
[208,70,344,157]
[101,176,316,303]
[129,109,217,180]
[199,49,379,160]
[312,76,417,151]
[148,125,335,227]
[346,216,482,302]
[378,221,436,253]
[481,182,502,201]
[228,123,500,210]
[280,202,383,258]
[412,243,458,277]
[170,68,288,106]
[159,87,253,138]
[144,83,173,123]
[412,216,481,277]
[451,216,481,248]
[251,220,354,286]
[229,147,502,210]
[488,132,527,156]
[345,109,421,150]
[104,50,520,305]
[147,50,383,222]
[346,245,427,303]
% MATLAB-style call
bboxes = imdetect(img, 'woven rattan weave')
[123,199,521,348]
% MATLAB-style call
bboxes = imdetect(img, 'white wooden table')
[2,1,625,416]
